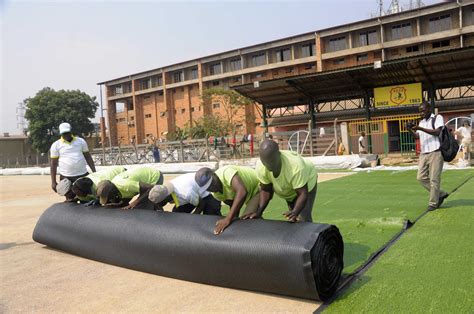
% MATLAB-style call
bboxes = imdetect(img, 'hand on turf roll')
[121,203,135,210]
[241,212,261,220]
[214,217,232,235]
[85,200,100,207]
[283,210,300,223]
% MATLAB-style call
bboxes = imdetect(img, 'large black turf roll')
[33,203,343,301]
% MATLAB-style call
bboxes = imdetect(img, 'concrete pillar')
[132,79,145,144]
[105,86,118,146]
[154,92,160,139]
[380,23,385,61]
[416,17,421,36]
[315,33,323,72]
[186,85,193,127]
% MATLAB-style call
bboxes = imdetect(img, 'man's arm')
[359,140,365,149]
[214,175,247,235]
[193,198,205,215]
[83,152,96,173]
[242,183,273,219]
[122,184,154,210]
[412,125,441,136]
[407,127,420,139]
[283,185,309,223]
[50,158,58,192]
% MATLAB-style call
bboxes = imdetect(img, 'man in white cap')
[148,173,221,215]
[50,122,96,200]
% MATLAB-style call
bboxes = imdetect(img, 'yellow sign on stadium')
[374,83,422,108]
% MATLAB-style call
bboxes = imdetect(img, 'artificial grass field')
[325,174,474,313]
[222,169,474,275]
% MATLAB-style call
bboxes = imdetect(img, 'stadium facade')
[98,1,474,154]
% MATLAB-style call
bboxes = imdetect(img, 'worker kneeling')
[195,165,260,235]
[148,173,221,215]
[96,167,163,210]
[244,139,318,223]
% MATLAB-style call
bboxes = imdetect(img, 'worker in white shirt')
[148,172,221,215]
[407,102,449,211]
[50,122,96,200]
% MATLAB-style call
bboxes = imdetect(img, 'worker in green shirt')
[96,167,163,209]
[243,139,318,223]
[195,165,260,235]
[70,166,127,203]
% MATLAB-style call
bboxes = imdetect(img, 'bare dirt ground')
[0,172,352,313]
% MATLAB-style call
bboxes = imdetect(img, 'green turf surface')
[221,169,474,274]
[325,175,474,313]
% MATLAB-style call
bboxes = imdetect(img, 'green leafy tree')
[187,115,229,139]
[166,126,188,141]
[201,88,253,135]
[24,88,98,153]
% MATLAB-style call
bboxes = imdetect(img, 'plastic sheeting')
[1,162,218,176]
[33,203,343,301]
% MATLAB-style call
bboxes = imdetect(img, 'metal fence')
[90,130,339,166]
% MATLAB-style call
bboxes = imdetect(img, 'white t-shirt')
[170,173,210,207]
[456,126,472,143]
[50,136,89,177]
[358,136,366,152]
[417,114,443,154]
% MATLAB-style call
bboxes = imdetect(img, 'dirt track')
[0,173,352,312]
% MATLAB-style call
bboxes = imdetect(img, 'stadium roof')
[233,47,474,109]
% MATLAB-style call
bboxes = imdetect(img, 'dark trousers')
[286,184,317,222]
[172,195,222,215]
[59,172,89,183]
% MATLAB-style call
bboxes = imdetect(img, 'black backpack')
[431,115,459,162]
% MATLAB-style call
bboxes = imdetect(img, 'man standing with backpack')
[407,102,449,211]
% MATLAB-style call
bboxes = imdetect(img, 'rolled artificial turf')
[324,174,474,313]
[221,169,474,274]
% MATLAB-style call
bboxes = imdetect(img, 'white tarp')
[0,162,218,176]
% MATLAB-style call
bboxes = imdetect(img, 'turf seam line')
[315,174,473,313]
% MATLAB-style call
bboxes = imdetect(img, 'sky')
[1,0,440,134]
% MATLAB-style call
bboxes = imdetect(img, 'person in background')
[96,167,163,209]
[337,137,345,156]
[455,121,472,161]
[50,122,96,201]
[195,166,260,235]
[70,166,127,204]
[243,139,318,223]
[358,132,368,154]
[148,173,221,215]
[152,146,161,163]
[407,101,449,211]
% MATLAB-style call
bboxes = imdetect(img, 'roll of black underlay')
[33,203,343,301]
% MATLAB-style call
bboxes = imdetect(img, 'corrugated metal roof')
[234,47,474,108]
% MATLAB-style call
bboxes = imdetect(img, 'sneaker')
[437,193,449,208]
[427,205,437,211]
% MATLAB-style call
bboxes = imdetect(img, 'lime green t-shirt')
[77,166,126,202]
[212,165,260,205]
[256,150,317,201]
[112,168,162,199]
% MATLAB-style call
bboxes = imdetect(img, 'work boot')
[437,193,449,208]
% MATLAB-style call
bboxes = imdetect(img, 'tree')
[201,88,253,136]
[187,115,229,139]
[24,88,98,153]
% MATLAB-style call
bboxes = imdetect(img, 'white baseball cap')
[57,178,72,196]
[59,122,72,134]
